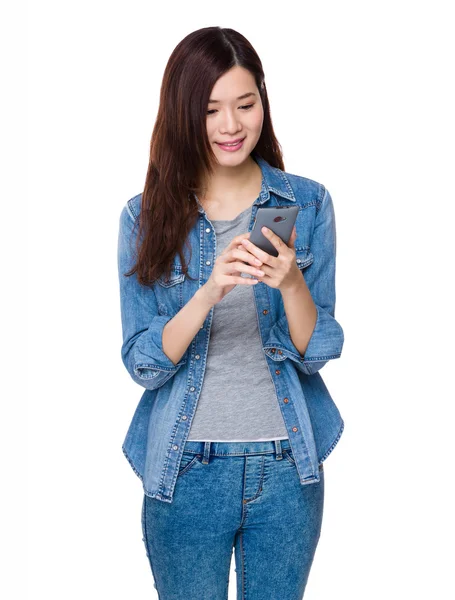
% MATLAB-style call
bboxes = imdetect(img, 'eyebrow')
[208,92,257,104]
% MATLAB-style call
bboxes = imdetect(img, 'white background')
[21,0,455,598]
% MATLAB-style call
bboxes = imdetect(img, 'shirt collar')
[253,153,296,206]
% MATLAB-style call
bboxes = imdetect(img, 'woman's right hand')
[199,232,265,307]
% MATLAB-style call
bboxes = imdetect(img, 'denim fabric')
[141,438,324,599]
[118,152,344,504]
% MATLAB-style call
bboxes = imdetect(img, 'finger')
[234,245,263,265]
[219,243,260,268]
[220,232,251,256]
[241,237,271,263]
[259,226,284,252]
[288,225,297,249]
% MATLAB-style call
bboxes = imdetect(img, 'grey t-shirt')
[187,203,289,442]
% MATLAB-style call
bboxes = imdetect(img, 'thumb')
[288,225,297,248]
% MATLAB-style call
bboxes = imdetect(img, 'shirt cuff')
[133,315,188,382]
[263,305,344,375]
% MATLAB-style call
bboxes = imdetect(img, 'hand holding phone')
[200,232,265,306]
[248,206,299,257]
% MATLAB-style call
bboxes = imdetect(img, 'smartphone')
[249,206,299,257]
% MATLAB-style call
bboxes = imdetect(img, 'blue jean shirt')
[117,153,345,504]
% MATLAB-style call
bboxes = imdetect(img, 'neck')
[199,156,262,209]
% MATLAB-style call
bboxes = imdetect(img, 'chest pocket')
[295,247,314,271]
[155,265,187,312]
[157,267,186,287]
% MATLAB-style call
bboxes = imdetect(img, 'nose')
[219,109,242,134]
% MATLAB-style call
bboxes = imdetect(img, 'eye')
[207,104,255,115]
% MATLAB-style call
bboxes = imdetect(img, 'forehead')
[208,91,257,104]
[209,67,257,102]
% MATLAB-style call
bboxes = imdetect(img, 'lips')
[216,137,245,146]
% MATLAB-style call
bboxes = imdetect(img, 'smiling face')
[206,66,264,166]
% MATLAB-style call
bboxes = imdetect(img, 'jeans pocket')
[177,452,202,478]
[283,450,324,473]
[282,448,296,465]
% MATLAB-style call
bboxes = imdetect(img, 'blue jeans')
[141,438,325,599]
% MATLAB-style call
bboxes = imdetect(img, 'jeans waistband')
[182,438,292,463]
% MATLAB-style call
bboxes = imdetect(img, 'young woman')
[118,26,345,600]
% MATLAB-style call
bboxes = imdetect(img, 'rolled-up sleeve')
[263,186,344,376]
[117,202,187,390]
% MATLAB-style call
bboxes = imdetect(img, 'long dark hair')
[124,26,285,287]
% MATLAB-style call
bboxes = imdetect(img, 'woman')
[117,26,345,600]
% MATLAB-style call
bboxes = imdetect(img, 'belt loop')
[274,439,283,460]
[202,441,211,464]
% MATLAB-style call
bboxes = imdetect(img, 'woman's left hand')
[238,225,303,291]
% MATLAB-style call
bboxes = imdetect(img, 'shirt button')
[182,415,187,420]
[277,350,282,354]
[275,369,281,375]
[205,228,211,233]
[206,260,211,265]
[271,349,276,353]
[262,309,268,315]
[190,386,195,391]
[195,354,200,359]
[292,427,298,432]
[297,258,301,264]
[283,398,289,403]
[172,444,179,450]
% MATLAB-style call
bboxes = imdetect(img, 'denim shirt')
[117,154,345,504]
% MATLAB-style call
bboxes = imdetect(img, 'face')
[206,66,264,166]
